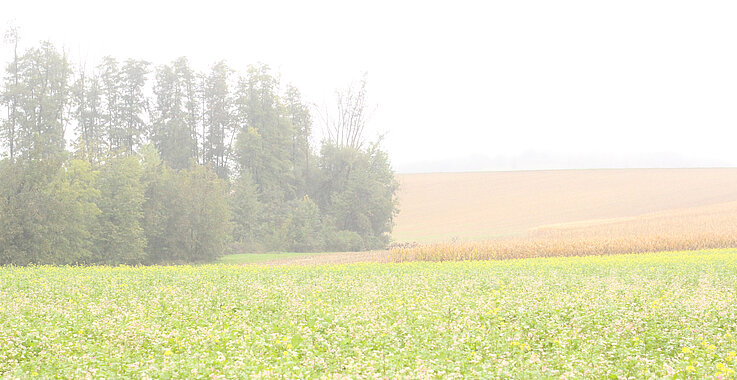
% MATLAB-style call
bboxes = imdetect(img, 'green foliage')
[151,58,198,169]
[281,196,325,252]
[172,163,232,262]
[234,65,296,205]
[202,61,234,178]
[55,159,101,263]
[139,146,231,263]
[92,155,146,264]
[72,71,106,164]
[0,40,399,263]
[229,172,262,250]
[146,151,233,264]
[317,142,399,249]
[1,41,71,161]
[324,229,364,252]
[0,158,100,265]
[228,64,397,252]
[115,59,150,154]
[3,250,737,377]
[140,145,178,262]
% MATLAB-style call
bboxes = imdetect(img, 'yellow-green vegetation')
[2,250,737,378]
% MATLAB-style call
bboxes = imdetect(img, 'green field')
[2,250,737,378]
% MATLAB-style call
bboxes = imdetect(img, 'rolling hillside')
[392,168,737,243]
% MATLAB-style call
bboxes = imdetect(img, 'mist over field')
[395,151,733,174]
[3,1,737,378]
[393,168,737,243]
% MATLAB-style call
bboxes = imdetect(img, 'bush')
[316,143,399,250]
[92,155,146,264]
[281,196,325,252]
[0,158,100,265]
[325,229,364,252]
[141,147,231,264]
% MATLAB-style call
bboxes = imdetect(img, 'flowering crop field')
[2,250,737,378]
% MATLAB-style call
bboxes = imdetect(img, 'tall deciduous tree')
[72,67,106,164]
[4,41,72,161]
[234,65,294,201]
[322,74,370,150]
[119,59,149,154]
[284,85,314,198]
[1,24,20,160]
[202,61,233,178]
[151,57,199,169]
[98,56,122,154]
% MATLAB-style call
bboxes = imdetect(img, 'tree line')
[0,31,398,265]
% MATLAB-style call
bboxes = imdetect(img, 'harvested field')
[393,168,737,243]
[384,168,737,262]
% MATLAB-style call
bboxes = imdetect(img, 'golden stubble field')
[393,168,737,242]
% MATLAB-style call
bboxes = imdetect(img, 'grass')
[218,252,331,265]
[2,249,737,377]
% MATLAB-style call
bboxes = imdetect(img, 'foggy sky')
[3,0,737,173]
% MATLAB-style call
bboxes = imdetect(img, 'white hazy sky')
[3,0,737,172]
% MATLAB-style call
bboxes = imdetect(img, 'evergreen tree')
[234,64,294,200]
[233,65,296,245]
